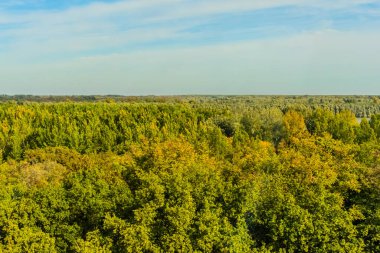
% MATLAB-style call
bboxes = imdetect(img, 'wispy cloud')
[0,0,379,94]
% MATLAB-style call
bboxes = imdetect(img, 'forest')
[0,96,379,252]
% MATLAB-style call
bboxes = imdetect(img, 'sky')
[0,0,379,95]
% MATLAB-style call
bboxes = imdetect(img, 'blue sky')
[0,0,379,95]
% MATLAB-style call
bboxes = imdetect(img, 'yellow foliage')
[20,161,67,188]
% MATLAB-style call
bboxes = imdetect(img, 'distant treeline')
[1,95,380,117]
[0,101,379,252]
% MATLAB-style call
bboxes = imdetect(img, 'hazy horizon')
[1,0,380,95]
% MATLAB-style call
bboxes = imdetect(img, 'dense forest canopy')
[1,95,380,117]
[0,96,379,252]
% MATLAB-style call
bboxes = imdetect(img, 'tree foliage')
[0,99,379,252]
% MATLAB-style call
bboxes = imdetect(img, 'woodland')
[0,96,379,252]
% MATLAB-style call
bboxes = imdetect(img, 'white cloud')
[0,0,379,94]
[1,0,378,62]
